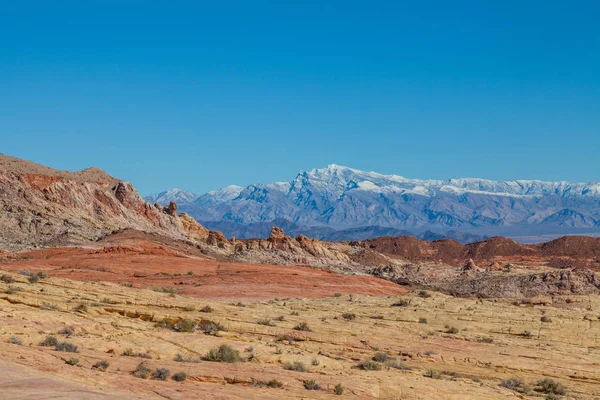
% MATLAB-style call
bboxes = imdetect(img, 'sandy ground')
[1,268,600,399]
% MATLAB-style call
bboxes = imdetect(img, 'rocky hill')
[0,155,209,250]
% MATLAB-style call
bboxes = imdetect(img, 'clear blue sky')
[1,1,598,195]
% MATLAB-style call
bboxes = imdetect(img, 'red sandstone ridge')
[0,154,212,251]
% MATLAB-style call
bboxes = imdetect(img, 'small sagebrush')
[267,379,283,388]
[172,372,187,382]
[424,369,441,379]
[133,362,151,379]
[334,383,344,395]
[536,378,566,395]
[204,344,243,363]
[40,335,59,347]
[55,341,79,353]
[92,360,109,371]
[342,313,356,321]
[391,299,410,307]
[303,380,321,390]
[66,357,79,366]
[152,368,170,381]
[293,322,311,331]
[358,359,382,371]
[283,361,306,372]
[8,336,22,345]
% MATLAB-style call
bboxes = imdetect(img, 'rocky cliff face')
[0,155,209,250]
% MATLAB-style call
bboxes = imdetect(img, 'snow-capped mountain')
[144,188,199,205]
[151,165,600,236]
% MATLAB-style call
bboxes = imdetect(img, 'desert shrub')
[391,299,410,307]
[372,352,390,363]
[333,292,342,297]
[59,326,74,336]
[385,358,411,370]
[441,370,462,379]
[334,383,344,395]
[152,286,177,294]
[154,318,175,329]
[274,315,285,321]
[445,326,459,334]
[257,318,275,326]
[152,368,170,381]
[133,362,151,379]
[121,348,136,356]
[138,352,153,359]
[500,378,530,393]
[235,302,245,307]
[204,344,243,363]
[283,361,306,372]
[172,372,187,382]
[541,316,552,323]
[418,290,431,298]
[66,357,79,366]
[174,353,200,363]
[1,274,15,283]
[56,341,79,353]
[92,360,109,371]
[290,311,299,316]
[342,313,356,321]
[424,369,441,379]
[28,274,40,284]
[536,378,565,395]
[102,297,119,304]
[358,359,382,371]
[174,319,197,332]
[8,336,22,345]
[3,286,18,294]
[520,330,532,338]
[275,334,295,342]
[267,379,283,388]
[200,305,213,313]
[121,282,133,288]
[476,336,494,343]
[198,320,225,334]
[40,335,59,347]
[419,317,428,324]
[303,380,321,390]
[293,322,311,331]
[311,358,320,366]
[18,269,32,276]
[371,315,384,319]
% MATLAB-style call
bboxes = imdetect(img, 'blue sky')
[1,1,598,195]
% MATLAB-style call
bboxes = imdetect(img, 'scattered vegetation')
[475,336,494,343]
[257,318,276,326]
[200,305,213,313]
[418,290,431,298]
[445,326,459,334]
[541,315,552,323]
[501,378,530,393]
[122,348,135,357]
[40,335,59,347]
[204,344,243,363]
[536,378,566,396]
[342,312,356,321]
[290,311,299,316]
[334,383,344,395]
[8,336,22,345]
[303,380,321,390]
[293,321,311,331]
[174,319,197,332]
[59,326,74,336]
[172,372,187,382]
[56,341,79,353]
[419,317,428,323]
[333,292,342,297]
[92,360,109,371]
[372,352,391,363]
[28,274,40,284]
[311,358,320,366]
[66,357,79,366]
[267,379,283,388]
[391,299,410,307]
[283,361,306,372]
[273,315,285,321]
[198,320,225,334]
[152,286,177,294]
[358,359,383,371]
[133,362,152,379]
[151,368,170,381]
[424,369,441,379]
[73,303,88,313]
[1,274,15,283]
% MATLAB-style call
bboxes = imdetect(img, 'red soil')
[0,236,405,301]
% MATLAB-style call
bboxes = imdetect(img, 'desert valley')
[1,154,600,399]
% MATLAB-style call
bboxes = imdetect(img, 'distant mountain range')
[146,164,600,242]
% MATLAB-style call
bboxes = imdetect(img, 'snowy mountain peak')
[144,188,199,205]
